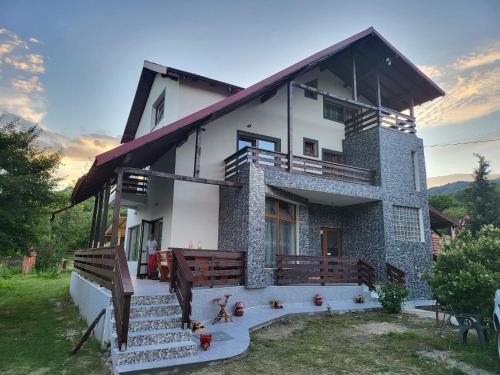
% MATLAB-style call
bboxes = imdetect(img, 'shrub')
[425,225,500,323]
[377,282,409,313]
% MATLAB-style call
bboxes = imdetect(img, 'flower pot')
[314,294,323,306]
[234,302,244,316]
[200,334,213,351]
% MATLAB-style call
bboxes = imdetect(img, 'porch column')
[88,193,99,248]
[93,188,104,248]
[376,71,382,107]
[409,96,415,117]
[111,168,124,246]
[193,126,204,178]
[287,81,293,171]
[98,182,111,246]
[352,54,357,101]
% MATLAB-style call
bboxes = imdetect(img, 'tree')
[0,121,61,255]
[429,194,460,212]
[464,154,500,232]
[425,225,500,322]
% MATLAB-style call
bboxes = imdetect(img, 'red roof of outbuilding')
[71,27,444,204]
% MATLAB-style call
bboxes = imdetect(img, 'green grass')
[0,268,110,375]
[189,311,499,375]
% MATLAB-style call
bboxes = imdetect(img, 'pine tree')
[465,154,500,232]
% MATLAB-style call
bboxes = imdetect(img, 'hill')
[428,178,500,196]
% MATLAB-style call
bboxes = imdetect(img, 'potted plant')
[199,334,213,350]
[314,294,323,306]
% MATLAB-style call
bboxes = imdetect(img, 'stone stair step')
[113,328,192,347]
[113,315,183,332]
[113,340,197,366]
[131,294,177,306]
[113,303,181,319]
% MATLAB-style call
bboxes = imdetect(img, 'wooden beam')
[193,126,204,178]
[352,54,357,101]
[287,81,293,172]
[88,194,99,248]
[93,189,104,248]
[111,169,123,246]
[98,183,111,246]
[376,71,382,107]
[123,167,242,188]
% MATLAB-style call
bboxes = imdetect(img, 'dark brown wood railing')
[345,107,416,138]
[276,255,375,289]
[224,146,375,185]
[170,248,246,328]
[386,262,406,285]
[74,246,134,350]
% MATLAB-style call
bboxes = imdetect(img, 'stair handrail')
[170,248,194,328]
[386,262,406,285]
[357,259,376,291]
[112,244,134,350]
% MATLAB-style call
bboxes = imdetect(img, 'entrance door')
[321,228,343,257]
[137,219,163,278]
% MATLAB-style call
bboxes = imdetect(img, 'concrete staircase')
[110,293,197,374]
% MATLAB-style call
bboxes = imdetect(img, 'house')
[68,27,444,373]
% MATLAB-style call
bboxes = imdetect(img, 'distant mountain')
[427,173,500,188]
[428,178,500,196]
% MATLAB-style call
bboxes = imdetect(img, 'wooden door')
[321,228,343,257]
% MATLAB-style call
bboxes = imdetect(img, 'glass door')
[321,228,343,257]
[137,219,163,278]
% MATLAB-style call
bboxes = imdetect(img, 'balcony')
[224,146,375,185]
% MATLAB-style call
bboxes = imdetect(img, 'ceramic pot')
[200,334,213,351]
[234,302,244,316]
[314,294,323,306]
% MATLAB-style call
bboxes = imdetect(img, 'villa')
[68,27,447,373]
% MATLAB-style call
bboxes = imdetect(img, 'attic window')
[304,80,318,100]
[153,90,165,128]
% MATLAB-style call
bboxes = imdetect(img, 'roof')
[71,27,445,204]
[121,61,244,143]
[429,206,460,229]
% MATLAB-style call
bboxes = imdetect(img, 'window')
[127,225,140,261]
[153,90,165,128]
[393,206,422,242]
[411,151,420,191]
[303,138,318,157]
[265,197,296,267]
[237,130,280,152]
[323,99,357,124]
[322,149,344,164]
[304,79,318,100]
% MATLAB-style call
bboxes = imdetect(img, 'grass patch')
[0,270,110,375]
[188,311,499,375]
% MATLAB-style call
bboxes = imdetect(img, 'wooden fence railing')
[345,106,416,138]
[170,248,245,328]
[224,146,375,185]
[386,262,406,285]
[74,245,134,350]
[276,255,376,289]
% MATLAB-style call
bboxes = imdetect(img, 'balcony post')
[376,71,381,107]
[193,126,204,178]
[111,168,124,247]
[287,81,293,172]
[98,182,111,247]
[409,96,415,117]
[352,54,357,101]
[93,188,104,248]
[88,193,99,248]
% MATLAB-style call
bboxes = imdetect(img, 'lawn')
[0,268,111,375]
[1,269,498,375]
[189,311,499,375]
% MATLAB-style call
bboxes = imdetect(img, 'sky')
[0,0,499,186]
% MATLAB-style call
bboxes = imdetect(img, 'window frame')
[265,197,297,267]
[304,79,318,100]
[236,130,281,152]
[322,148,344,164]
[323,98,357,124]
[303,137,319,157]
[152,90,165,128]
[392,205,423,242]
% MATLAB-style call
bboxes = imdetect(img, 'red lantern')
[200,334,213,351]
[314,294,323,306]
[234,301,244,316]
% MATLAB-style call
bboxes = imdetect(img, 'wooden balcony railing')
[386,262,406,285]
[276,255,376,290]
[170,248,245,328]
[74,245,134,350]
[224,146,375,185]
[345,106,416,138]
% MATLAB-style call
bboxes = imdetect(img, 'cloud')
[416,40,500,127]
[28,37,39,44]
[12,75,44,93]
[0,93,46,123]
[4,54,45,74]
[0,43,14,56]
[418,65,442,78]
[0,112,120,185]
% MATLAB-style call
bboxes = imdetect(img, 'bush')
[377,282,409,313]
[425,225,500,323]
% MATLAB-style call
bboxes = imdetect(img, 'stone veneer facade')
[219,127,433,297]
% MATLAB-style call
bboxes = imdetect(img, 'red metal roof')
[71,27,444,204]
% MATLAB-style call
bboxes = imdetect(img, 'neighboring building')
[68,27,445,372]
[429,206,460,259]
